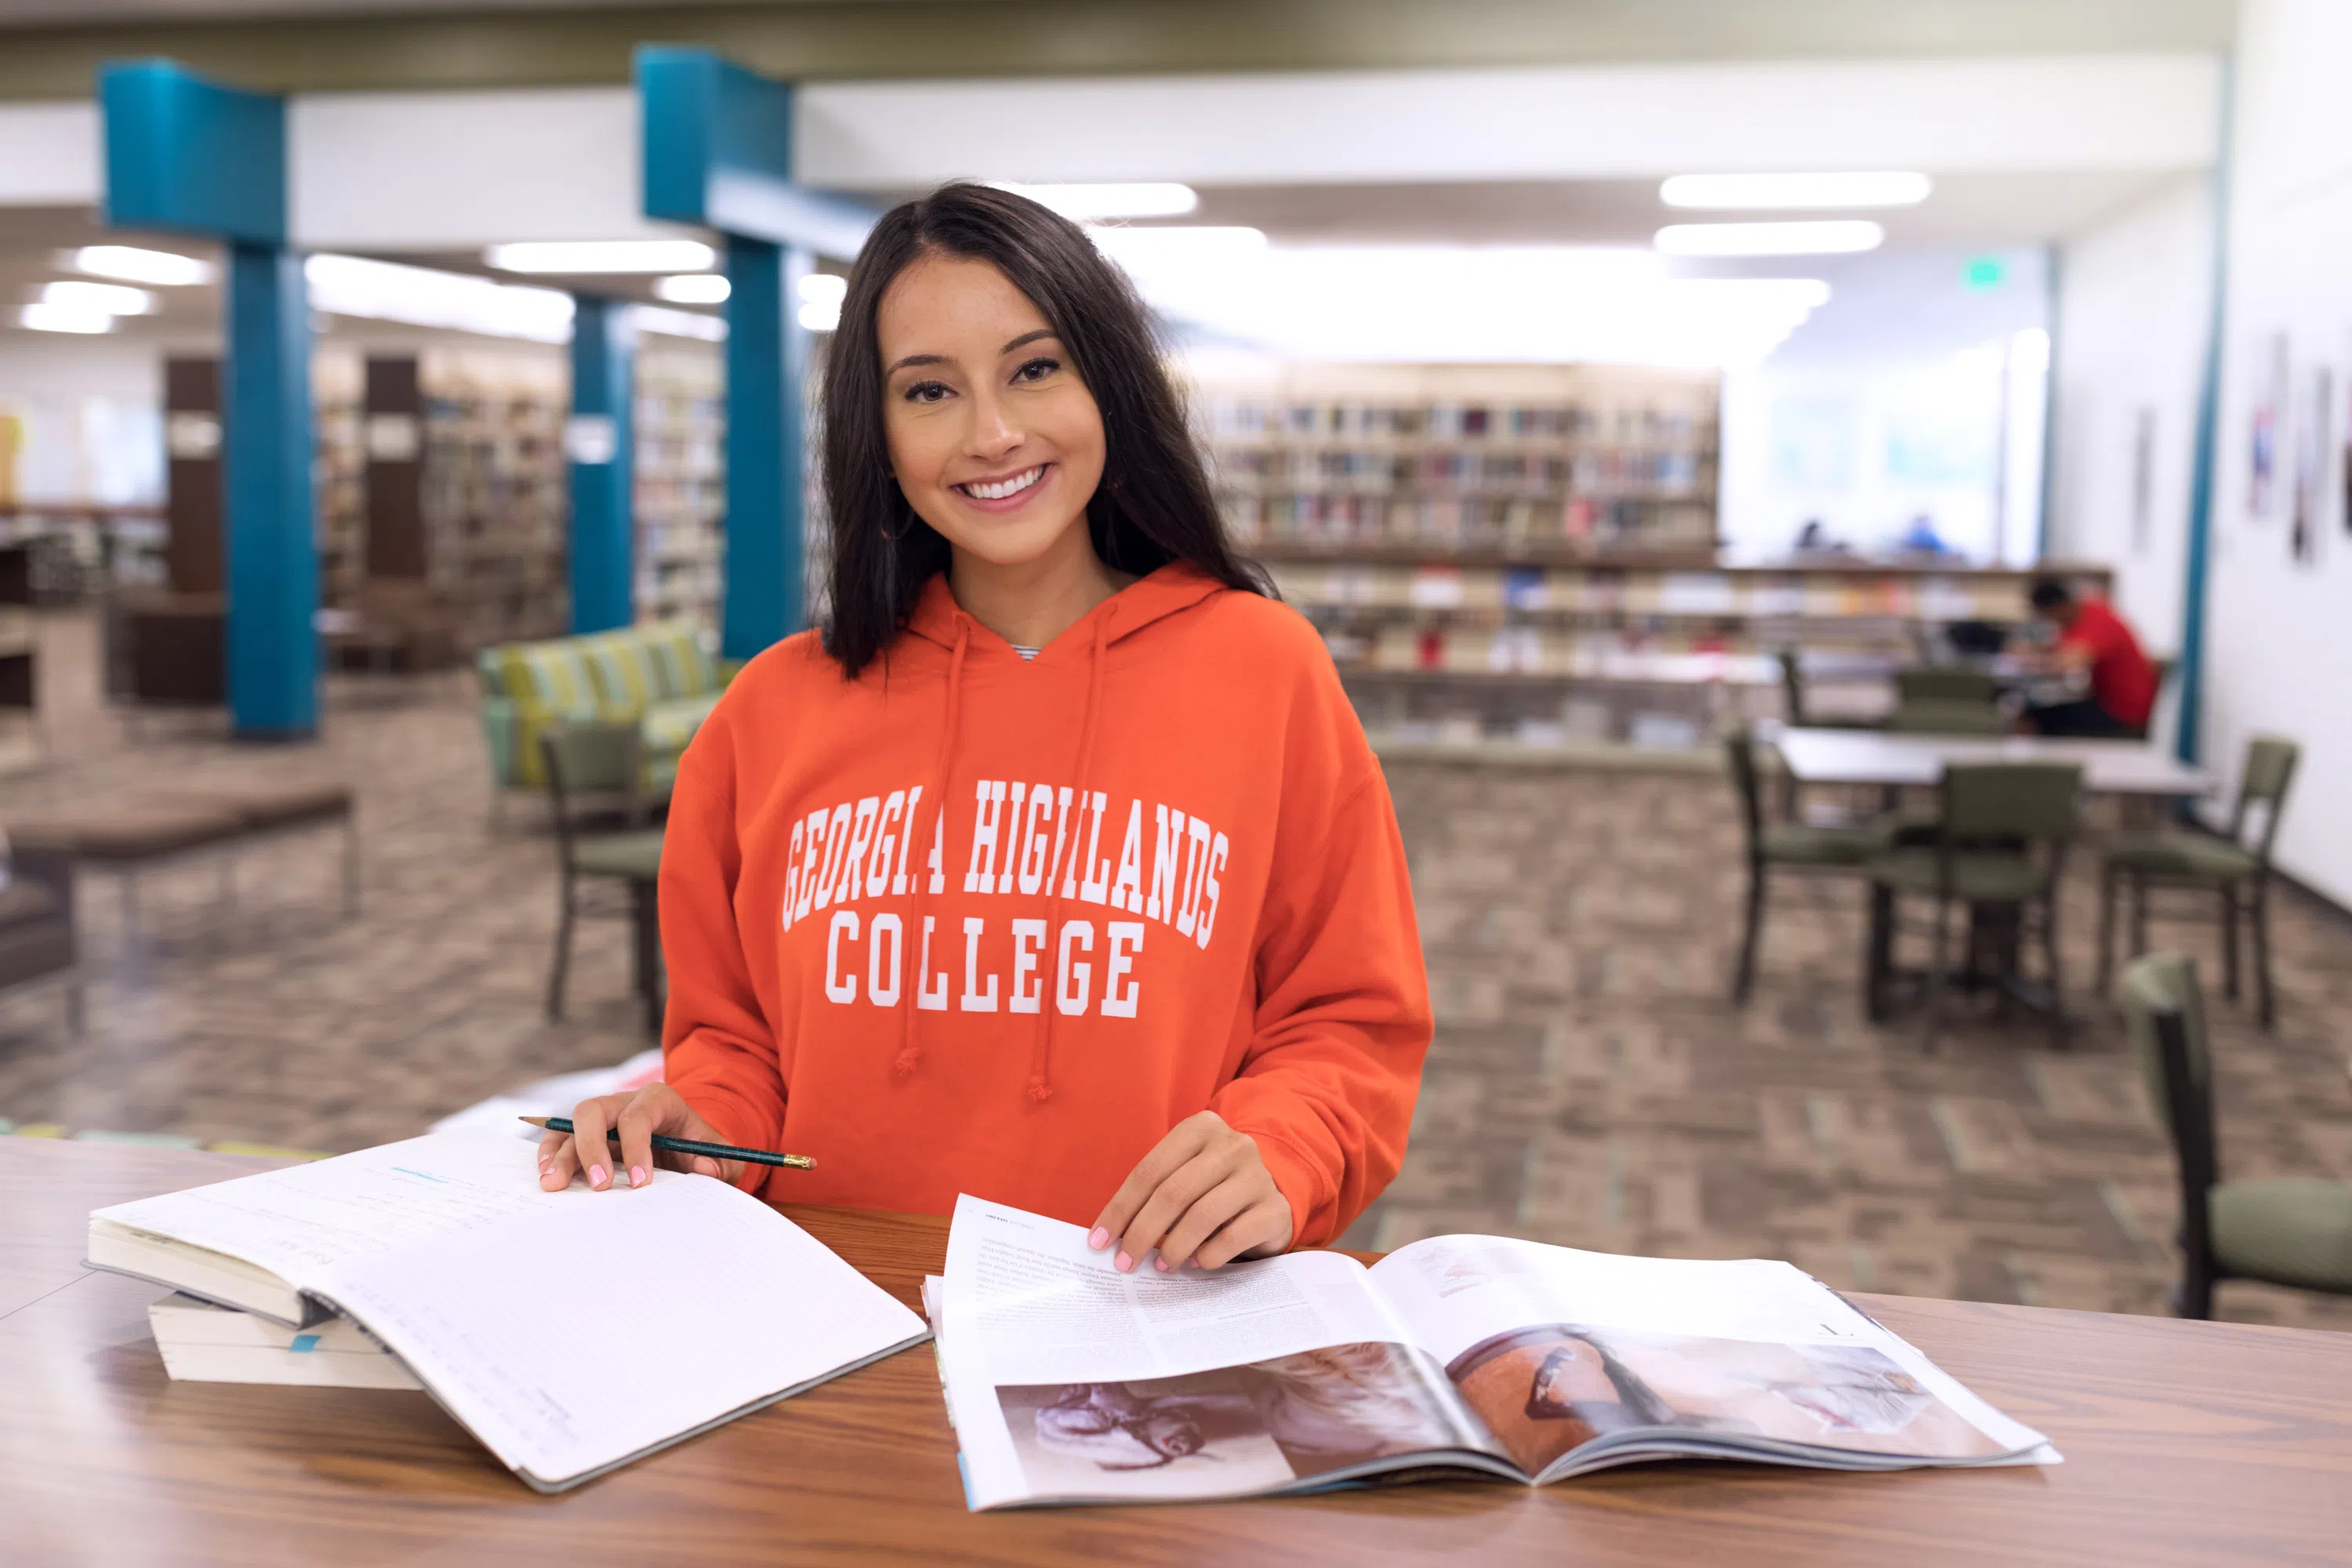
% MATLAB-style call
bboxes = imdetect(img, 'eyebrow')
[884,328,1062,379]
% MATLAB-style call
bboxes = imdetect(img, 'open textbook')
[937,1197,2056,1508]
[87,1132,928,1492]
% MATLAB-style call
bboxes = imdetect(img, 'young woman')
[537,183,1430,1272]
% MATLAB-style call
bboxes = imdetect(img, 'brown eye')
[902,380,951,404]
[1014,357,1059,383]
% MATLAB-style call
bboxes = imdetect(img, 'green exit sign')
[1963,256,2007,290]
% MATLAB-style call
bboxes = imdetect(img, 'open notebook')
[88,1132,929,1492]
[935,1197,2056,1508]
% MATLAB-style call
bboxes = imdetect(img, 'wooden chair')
[539,722,666,1035]
[2098,735,2299,1029]
[2119,951,2352,1319]
[1867,761,2081,1051]
[1725,725,1886,1004]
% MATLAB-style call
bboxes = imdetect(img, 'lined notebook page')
[314,1174,927,1488]
[93,1134,573,1284]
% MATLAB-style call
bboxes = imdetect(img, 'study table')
[1769,725,2216,798]
[6,1138,2350,1566]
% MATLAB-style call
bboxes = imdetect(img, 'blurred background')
[0,0,2346,1332]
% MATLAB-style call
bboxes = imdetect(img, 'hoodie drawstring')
[1029,608,1111,1104]
[896,619,970,1077]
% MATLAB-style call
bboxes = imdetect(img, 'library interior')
[3,0,2350,1559]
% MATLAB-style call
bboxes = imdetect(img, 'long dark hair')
[818,182,1268,677]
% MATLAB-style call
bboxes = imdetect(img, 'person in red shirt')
[2017,579,2158,737]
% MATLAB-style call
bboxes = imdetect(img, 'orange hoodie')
[658,563,1430,1247]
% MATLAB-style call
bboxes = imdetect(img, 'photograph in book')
[996,1341,1465,1501]
[1445,1325,2008,1478]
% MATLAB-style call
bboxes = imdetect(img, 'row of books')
[1275,564,2027,620]
[1324,623,1780,684]
[1225,495,1717,546]
[1202,398,1711,444]
[1214,447,1710,495]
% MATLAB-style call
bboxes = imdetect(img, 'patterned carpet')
[2,608,2348,1331]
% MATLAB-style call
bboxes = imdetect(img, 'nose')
[963,384,1023,463]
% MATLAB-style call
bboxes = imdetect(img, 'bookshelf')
[635,344,724,630]
[1196,361,2103,757]
[313,351,365,610]
[409,349,569,648]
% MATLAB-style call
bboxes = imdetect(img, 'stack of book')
[89,1131,926,1492]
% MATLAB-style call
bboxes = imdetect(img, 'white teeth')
[963,466,1043,501]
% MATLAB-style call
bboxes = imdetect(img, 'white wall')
[1719,247,2050,563]
[797,56,2220,187]
[2048,176,2212,657]
[0,101,99,205]
[291,88,684,250]
[2198,0,2352,906]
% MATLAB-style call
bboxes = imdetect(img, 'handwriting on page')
[96,1134,567,1284]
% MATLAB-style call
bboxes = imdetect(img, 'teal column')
[721,238,811,658]
[2176,57,2236,768]
[568,296,635,633]
[637,46,873,659]
[223,241,318,738]
[100,59,316,739]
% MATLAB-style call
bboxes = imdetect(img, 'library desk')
[7,1138,2350,1567]
[1771,727,2216,798]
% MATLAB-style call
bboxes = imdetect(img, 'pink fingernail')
[630,1165,648,1189]
[589,1165,608,1189]
[1114,1250,1133,1272]
[1087,1226,1110,1250]
[1154,1256,1170,1272]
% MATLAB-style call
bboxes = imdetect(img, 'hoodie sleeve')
[658,706,786,1193]
[1209,764,1431,1250]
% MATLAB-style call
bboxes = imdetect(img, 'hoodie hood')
[902,561,1229,659]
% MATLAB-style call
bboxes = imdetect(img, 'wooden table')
[1771,727,2214,797]
[6,1139,2349,1566]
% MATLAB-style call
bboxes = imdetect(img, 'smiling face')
[877,251,1109,573]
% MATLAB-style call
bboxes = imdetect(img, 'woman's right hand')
[536,1083,744,1192]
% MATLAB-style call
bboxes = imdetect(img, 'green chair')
[2098,735,2299,1030]
[1867,761,2081,1051]
[540,723,666,1035]
[2120,952,2352,1319]
[1886,666,2007,735]
[1726,724,1886,1004]
[1776,650,1880,731]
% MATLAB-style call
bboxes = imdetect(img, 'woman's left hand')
[1089,1111,1294,1272]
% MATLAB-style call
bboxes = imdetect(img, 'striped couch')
[477,622,736,801]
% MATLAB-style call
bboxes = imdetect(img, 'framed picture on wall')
[2249,332,2287,517]
[2292,365,2331,567]
[2343,332,2352,536]
[2129,405,2157,555]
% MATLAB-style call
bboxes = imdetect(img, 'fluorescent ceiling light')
[71,244,212,286]
[1660,172,1931,210]
[993,181,1200,220]
[797,273,847,332]
[307,253,574,342]
[42,279,155,316]
[1126,242,1829,367]
[1090,227,1268,271]
[485,240,717,274]
[634,304,728,342]
[655,274,730,304]
[20,302,115,333]
[1654,220,1885,257]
